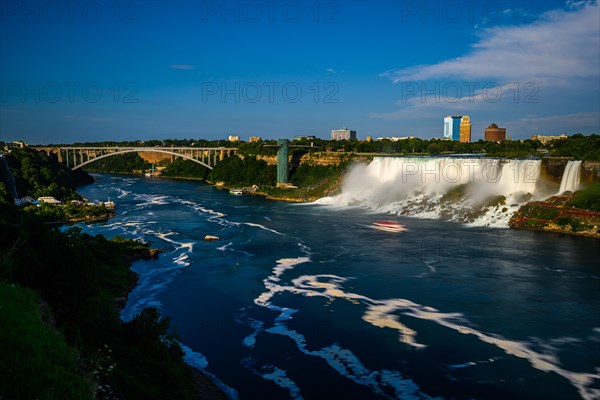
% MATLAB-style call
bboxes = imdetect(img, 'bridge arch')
[73,148,214,170]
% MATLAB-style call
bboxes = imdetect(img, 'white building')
[37,196,61,204]
[228,135,240,142]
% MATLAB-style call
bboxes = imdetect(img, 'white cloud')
[382,2,599,83]
[326,68,337,74]
[373,2,600,136]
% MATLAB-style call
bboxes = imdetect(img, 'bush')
[210,155,275,186]
[161,158,210,179]
[567,183,600,211]
[6,148,93,201]
[85,153,150,173]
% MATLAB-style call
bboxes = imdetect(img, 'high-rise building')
[330,128,357,141]
[484,123,507,142]
[459,116,471,143]
[444,116,462,141]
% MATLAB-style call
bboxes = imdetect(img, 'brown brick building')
[484,123,507,142]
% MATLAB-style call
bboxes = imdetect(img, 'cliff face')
[540,159,600,183]
[540,158,568,183]
[138,151,173,164]
[254,152,369,167]
[581,161,600,183]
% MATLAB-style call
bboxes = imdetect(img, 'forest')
[0,150,216,400]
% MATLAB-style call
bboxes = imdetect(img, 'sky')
[0,0,599,144]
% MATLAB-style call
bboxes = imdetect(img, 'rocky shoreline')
[115,245,229,400]
[510,196,600,239]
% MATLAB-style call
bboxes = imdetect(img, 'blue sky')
[1,0,598,143]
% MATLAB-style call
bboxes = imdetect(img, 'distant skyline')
[1,0,599,144]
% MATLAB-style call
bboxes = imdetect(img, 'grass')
[0,281,94,400]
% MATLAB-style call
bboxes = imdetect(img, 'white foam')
[173,253,190,267]
[241,358,303,400]
[252,253,600,400]
[244,222,285,236]
[134,193,169,208]
[181,344,239,400]
[316,157,542,227]
[154,231,195,253]
[217,242,233,252]
[116,188,131,198]
[250,253,434,399]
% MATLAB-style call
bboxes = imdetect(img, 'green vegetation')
[210,155,276,186]
[517,203,561,220]
[510,183,600,238]
[0,181,12,205]
[260,161,349,201]
[555,215,591,232]
[566,182,600,211]
[0,208,202,399]
[4,148,93,201]
[161,158,210,179]
[236,140,278,156]
[0,150,217,400]
[285,136,544,158]
[22,202,111,223]
[85,153,150,173]
[289,161,348,188]
[0,281,94,400]
[547,134,600,161]
[45,133,599,160]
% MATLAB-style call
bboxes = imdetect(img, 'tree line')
[0,149,217,399]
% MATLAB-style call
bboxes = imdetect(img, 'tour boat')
[372,221,407,232]
[103,199,116,210]
[229,189,243,195]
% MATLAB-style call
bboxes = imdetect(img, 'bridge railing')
[35,146,238,170]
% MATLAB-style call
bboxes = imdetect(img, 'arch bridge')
[37,147,237,170]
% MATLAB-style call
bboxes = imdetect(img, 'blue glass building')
[444,116,462,141]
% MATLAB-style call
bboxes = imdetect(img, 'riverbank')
[114,243,229,400]
[510,187,600,239]
[46,212,115,225]
[69,171,600,399]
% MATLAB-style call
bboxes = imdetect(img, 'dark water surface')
[76,174,600,400]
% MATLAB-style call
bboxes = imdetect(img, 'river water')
[76,173,600,400]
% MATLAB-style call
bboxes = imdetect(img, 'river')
[75,173,600,400]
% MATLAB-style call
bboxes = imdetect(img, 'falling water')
[558,160,582,194]
[317,157,541,227]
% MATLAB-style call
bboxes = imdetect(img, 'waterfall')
[0,155,20,203]
[558,160,582,194]
[316,157,542,227]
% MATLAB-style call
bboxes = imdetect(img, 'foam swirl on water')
[250,257,600,400]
